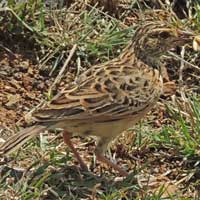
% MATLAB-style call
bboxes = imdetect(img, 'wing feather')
[33,61,161,123]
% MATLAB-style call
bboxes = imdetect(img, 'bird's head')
[133,21,194,68]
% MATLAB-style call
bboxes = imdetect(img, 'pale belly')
[48,72,162,138]
[50,103,155,139]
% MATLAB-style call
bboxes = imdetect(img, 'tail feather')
[0,125,47,157]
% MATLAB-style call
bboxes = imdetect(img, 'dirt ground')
[0,40,199,199]
[0,50,50,136]
[0,1,200,199]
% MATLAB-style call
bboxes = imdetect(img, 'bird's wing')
[33,61,160,123]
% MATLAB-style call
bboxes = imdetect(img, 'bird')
[0,20,193,177]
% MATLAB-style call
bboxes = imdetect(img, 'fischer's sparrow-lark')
[0,20,194,176]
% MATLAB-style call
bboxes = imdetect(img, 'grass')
[1,0,133,70]
[141,96,200,156]
[0,1,200,199]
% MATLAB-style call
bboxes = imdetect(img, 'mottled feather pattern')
[0,21,193,160]
[33,53,162,123]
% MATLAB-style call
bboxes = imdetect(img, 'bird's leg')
[95,153,128,177]
[63,131,88,171]
[95,138,128,177]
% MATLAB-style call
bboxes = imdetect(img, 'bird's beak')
[176,30,200,51]
[171,29,196,48]
[176,29,194,42]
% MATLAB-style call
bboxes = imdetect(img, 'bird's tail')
[0,125,47,157]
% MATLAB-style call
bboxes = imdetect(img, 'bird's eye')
[159,31,171,39]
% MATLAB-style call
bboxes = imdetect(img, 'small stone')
[13,73,22,80]
[5,94,20,109]
[37,82,45,90]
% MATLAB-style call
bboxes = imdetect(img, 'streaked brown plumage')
[0,20,193,176]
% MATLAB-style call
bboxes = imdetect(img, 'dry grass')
[0,1,200,199]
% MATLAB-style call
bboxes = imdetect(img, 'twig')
[48,44,77,93]
[179,46,188,104]
[38,46,61,70]
[168,51,200,72]
[0,43,16,57]
[75,56,83,81]
[179,46,185,84]
[16,100,45,125]
[190,73,200,79]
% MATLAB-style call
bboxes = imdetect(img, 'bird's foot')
[95,153,128,177]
